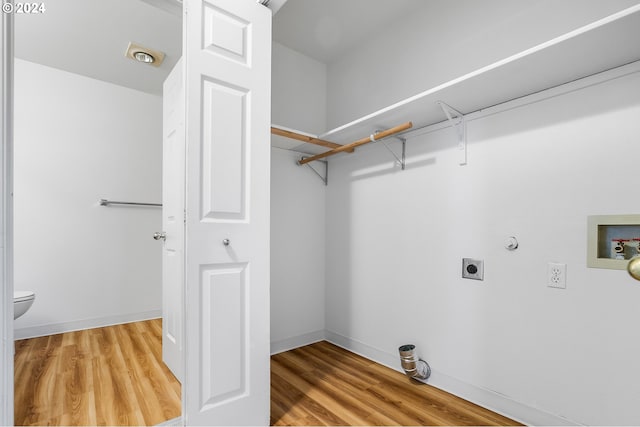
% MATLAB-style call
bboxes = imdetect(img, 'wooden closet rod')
[271,127,354,152]
[298,121,413,165]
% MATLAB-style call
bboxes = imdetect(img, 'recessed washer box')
[587,214,640,270]
[462,258,484,280]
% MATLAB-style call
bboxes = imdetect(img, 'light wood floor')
[271,341,521,426]
[14,319,181,426]
[16,324,519,426]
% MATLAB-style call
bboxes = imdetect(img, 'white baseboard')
[271,329,325,355]
[324,329,400,368]
[14,310,162,340]
[324,329,579,427]
[155,416,182,426]
[427,369,580,426]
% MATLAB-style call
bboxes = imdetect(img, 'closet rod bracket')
[437,101,467,166]
[300,156,328,185]
[373,131,406,170]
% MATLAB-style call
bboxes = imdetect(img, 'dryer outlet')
[462,258,484,280]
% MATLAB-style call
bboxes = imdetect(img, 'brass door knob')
[628,256,640,281]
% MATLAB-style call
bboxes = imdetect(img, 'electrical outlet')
[462,258,484,280]
[547,263,566,289]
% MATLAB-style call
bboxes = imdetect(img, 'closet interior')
[269,2,640,426]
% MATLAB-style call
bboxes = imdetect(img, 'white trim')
[14,310,162,340]
[324,330,398,368]
[0,5,13,425]
[260,0,288,15]
[428,370,580,427]
[324,329,579,427]
[155,416,183,426]
[270,329,325,355]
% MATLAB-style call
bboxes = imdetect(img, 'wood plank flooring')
[16,325,519,426]
[14,319,181,426]
[271,341,521,426]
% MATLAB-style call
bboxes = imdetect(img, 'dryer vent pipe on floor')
[398,344,431,383]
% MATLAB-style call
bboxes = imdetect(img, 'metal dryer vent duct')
[398,344,431,382]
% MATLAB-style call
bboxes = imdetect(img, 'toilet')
[14,290,35,320]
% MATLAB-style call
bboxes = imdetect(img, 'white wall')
[323,1,640,425]
[270,42,327,352]
[324,43,640,427]
[13,59,162,338]
[272,42,327,133]
[270,149,326,352]
[326,0,640,129]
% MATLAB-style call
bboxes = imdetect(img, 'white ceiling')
[273,0,427,63]
[14,0,425,95]
[15,0,182,96]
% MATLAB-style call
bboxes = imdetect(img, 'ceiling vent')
[125,42,166,68]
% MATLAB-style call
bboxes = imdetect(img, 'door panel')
[200,262,248,407]
[201,79,247,220]
[203,4,250,64]
[162,58,185,383]
[184,0,271,425]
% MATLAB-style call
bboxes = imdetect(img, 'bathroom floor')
[14,319,181,426]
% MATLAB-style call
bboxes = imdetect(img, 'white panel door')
[183,0,271,425]
[162,58,185,383]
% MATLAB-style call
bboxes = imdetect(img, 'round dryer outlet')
[462,258,484,280]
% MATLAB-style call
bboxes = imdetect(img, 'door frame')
[0,4,14,425]
[1,4,14,425]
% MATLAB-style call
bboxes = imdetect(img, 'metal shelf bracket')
[300,156,328,185]
[437,101,467,165]
[373,131,406,170]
